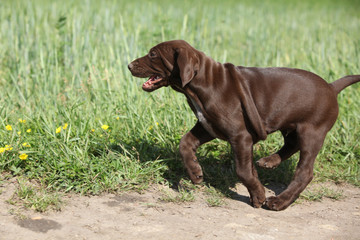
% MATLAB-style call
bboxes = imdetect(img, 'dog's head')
[128,40,200,92]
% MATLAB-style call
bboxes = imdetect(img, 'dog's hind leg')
[256,130,299,169]
[266,125,327,210]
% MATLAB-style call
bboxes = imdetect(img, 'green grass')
[160,183,196,203]
[300,185,343,202]
[0,0,359,210]
[7,177,63,212]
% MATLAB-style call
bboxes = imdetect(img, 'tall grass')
[0,0,359,201]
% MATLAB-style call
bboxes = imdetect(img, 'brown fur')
[128,40,360,210]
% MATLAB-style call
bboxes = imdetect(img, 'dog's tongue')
[142,77,154,89]
[142,75,163,91]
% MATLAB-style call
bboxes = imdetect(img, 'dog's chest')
[189,97,218,137]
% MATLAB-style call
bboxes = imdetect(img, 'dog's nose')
[128,63,133,71]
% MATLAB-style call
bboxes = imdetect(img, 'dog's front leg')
[179,121,214,184]
[230,133,266,208]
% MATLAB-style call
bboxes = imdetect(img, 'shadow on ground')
[107,137,297,206]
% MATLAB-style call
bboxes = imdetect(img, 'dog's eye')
[149,51,157,58]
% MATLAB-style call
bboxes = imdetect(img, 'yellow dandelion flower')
[19,153,28,160]
[19,119,26,124]
[63,123,68,130]
[0,148,5,154]
[26,129,31,133]
[101,125,109,130]
[56,126,62,134]
[116,117,120,120]
[5,125,12,131]
[17,131,22,135]
[148,126,153,131]
[91,129,95,132]
[156,122,159,126]
[22,142,31,147]
[5,145,13,151]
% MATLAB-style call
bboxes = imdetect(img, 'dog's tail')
[330,75,360,95]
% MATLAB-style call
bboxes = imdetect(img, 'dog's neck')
[170,52,226,109]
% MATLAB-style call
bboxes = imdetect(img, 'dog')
[128,40,360,210]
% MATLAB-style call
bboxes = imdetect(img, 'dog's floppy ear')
[176,47,199,87]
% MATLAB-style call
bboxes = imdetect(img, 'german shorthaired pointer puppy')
[128,40,360,210]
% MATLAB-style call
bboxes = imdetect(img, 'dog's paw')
[256,154,281,169]
[185,159,204,184]
[250,188,266,208]
[265,196,289,211]
[187,167,204,184]
[189,173,203,184]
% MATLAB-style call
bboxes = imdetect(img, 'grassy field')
[0,0,359,210]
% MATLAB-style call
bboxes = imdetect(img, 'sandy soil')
[0,180,359,240]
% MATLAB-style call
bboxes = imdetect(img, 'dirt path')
[1,180,359,240]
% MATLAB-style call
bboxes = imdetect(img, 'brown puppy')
[128,40,360,210]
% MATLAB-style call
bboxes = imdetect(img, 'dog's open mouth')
[142,75,167,92]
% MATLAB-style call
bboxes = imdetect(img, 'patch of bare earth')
[1,180,359,240]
